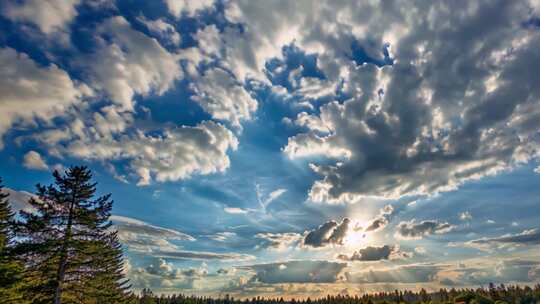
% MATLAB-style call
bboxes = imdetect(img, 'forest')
[1,167,539,304]
[133,285,540,304]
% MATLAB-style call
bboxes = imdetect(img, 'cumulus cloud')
[66,120,238,185]
[137,16,181,46]
[85,16,182,110]
[337,245,409,262]
[129,258,209,291]
[364,205,394,232]
[22,151,49,170]
[190,67,257,128]
[164,0,214,18]
[395,219,455,240]
[271,1,540,202]
[240,260,347,284]
[0,47,88,148]
[2,0,80,34]
[303,218,350,248]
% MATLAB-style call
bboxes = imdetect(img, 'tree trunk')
[54,194,75,304]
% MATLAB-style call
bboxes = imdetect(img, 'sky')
[1,0,540,298]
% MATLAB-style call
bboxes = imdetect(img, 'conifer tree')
[0,178,27,303]
[15,166,130,304]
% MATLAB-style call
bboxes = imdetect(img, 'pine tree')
[15,166,130,303]
[0,178,27,303]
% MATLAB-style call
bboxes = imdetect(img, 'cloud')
[22,151,49,170]
[240,260,347,284]
[272,1,540,202]
[2,0,80,34]
[164,0,214,18]
[0,47,88,148]
[468,229,540,249]
[85,16,182,110]
[337,245,409,262]
[395,219,455,240]
[459,211,473,221]
[364,205,394,232]
[137,16,181,46]
[3,188,36,213]
[303,218,350,248]
[66,120,238,185]
[151,249,255,261]
[224,207,249,214]
[110,215,195,245]
[190,67,258,128]
[446,259,540,285]
[345,264,441,283]
[129,258,209,291]
[208,232,237,242]
[255,232,303,250]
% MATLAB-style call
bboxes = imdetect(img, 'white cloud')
[255,232,302,250]
[164,0,214,18]
[224,207,249,214]
[190,67,257,128]
[0,47,88,148]
[459,211,473,221]
[112,215,195,243]
[269,1,540,202]
[22,150,48,170]
[66,120,238,185]
[137,16,181,46]
[86,16,182,111]
[3,188,36,213]
[2,0,80,34]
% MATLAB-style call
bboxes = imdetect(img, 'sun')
[344,220,372,247]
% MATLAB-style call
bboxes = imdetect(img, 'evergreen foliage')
[130,285,540,304]
[13,167,130,304]
[0,178,27,303]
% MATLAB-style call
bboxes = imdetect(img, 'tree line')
[135,285,540,304]
[0,166,130,303]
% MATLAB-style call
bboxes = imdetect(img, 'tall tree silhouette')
[15,166,130,303]
[0,178,27,303]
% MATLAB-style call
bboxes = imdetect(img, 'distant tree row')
[0,167,131,303]
[134,285,540,304]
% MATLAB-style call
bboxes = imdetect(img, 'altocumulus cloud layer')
[1,0,540,297]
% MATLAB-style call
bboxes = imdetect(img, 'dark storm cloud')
[395,220,455,239]
[240,260,347,284]
[303,218,350,247]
